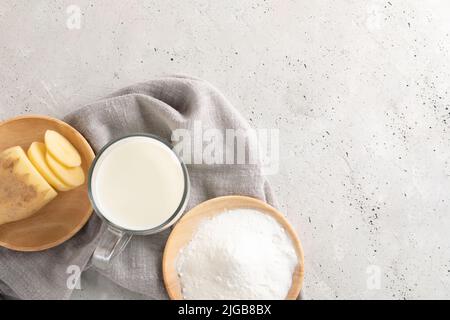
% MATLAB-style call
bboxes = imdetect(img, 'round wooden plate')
[0,115,95,251]
[163,195,305,300]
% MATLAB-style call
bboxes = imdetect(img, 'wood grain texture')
[0,115,95,252]
[163,195,304,300]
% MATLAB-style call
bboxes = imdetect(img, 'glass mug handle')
[91,226,132,269]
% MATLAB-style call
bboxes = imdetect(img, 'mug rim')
[87,133,190,236]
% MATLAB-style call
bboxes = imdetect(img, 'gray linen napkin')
[0,75,276,300]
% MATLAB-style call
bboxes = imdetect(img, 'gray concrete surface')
[1,0,450,299]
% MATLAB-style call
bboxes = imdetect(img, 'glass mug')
[88,134,190,269]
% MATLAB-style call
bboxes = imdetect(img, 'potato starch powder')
[176,209,298,299]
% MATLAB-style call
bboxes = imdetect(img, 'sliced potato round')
[46,152,85,188]
[28,142,72,192]
[45,130,82,168]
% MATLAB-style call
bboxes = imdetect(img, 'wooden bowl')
[163,195,304,300]
[0,115,95,251]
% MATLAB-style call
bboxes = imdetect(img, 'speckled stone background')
[1,0,450,299]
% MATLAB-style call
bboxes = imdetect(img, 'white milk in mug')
[89,135,188,232]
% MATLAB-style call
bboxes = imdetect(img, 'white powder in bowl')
[176,208,298,300]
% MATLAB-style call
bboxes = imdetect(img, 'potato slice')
[45,130,82,167]
[46,152,85,188]
[28,142,72,192]
[0,146,57,225]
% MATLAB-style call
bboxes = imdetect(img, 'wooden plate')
[0,115,95,251]
[163,195,304,300]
